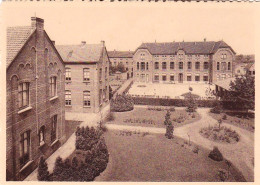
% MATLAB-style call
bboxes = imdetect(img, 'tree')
[117,63,127,73]
[229,74,255,111]
[52,156,64,181]
[164,110,174,139]
[37,156,50,181]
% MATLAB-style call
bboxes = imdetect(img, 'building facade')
[133,40,235,84]
[108,50,134,79]
[6,17,66,180]
[56,41,110,113]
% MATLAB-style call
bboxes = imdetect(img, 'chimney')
[101,40,105,47]
[52,40,55,45]
[31,17,44,30]
[204,38,206,42]
[81,41,86,47]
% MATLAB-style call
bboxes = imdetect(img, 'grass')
[98,130,245,182]
[106,107,201,128]
[208,112,254,132]
[65,120,82,142]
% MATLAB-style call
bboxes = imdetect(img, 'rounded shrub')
[208,146,223,161]
[111,94,134,112]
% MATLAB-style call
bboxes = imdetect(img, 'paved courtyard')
[128,82,215,99]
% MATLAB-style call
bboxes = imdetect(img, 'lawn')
[65,120,82,142]
[208,112,254,132]
[107,106,201,128]
[97,130,245,182]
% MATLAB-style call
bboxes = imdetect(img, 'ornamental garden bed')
[106,107,200,128]
[208,112,254,132]
[97,130,245,182]
[199,125,240,144]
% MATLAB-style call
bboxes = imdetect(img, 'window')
[18,82,29,108]
[195,75,200,81]
[50,76,57,97]
[65,91,71,106]
[51,115,57,143]
[170,75,174,81]
[99,89,102,105]
[65,68,71,81]
[99,68,102,81]
[162,62,167,70]
[20,130,30,166]
[203,76,208,82]
[217,62,220,70]
[162,74,167,81]
[221,62,227,71]
[154,74,159,81]
[146,62,149,70]
[187,62,192,70]
[83,91,91,107]
[39,126,45,146]
[141,62,145,70]
[195,62,200,70]
[154,62,159,69]
[170,62,174,69]
[137,62,140,70]
[204,55,208,59]
[221,54,227,59]
[83,68,90,81]
[204,62,209,70]
[105,67,108,79]
[179,62,183,70]
[228,62,231,70]
[187,75,192,81]
[216,74,220,81]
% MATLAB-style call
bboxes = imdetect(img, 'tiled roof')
[136,40,235,55]
[108,50,134,58]
[245,63,255,71]
[214,77,236,90]
[7,26,35,68]
[56,44,103,62]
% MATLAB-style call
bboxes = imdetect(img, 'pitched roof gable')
[7,26,36,68]
[56,44,103,63]
[136,40,235,55]
[108,50,134,58]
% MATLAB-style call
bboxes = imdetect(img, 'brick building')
[108,50,134,79]
[6,17,66,180]
[133,40,235,84]
[56,41,110,113]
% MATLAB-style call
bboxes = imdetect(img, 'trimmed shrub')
[208,146,223,161]
[37,156,50,181]
[111,94,134,112]
[164,110,174,139]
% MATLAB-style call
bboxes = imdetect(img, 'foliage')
[111,94,134,112]
[208,146,223,161]
[218,169,228,182]
[105,112,115,122]
[37,156,50,181]
[181,92,200,100]
[210,101,223,114]
[200,125,239,144]
[186,92,197,113]
[229,74,255,110]
[52,126,109,181]
[164,110,174,139]
[222,114,227,120]
[110,63,127,74]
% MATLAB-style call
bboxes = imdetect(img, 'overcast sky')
[2,2,256,55]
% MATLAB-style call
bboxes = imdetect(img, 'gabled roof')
[108,50,134,58]
[7,26,36,68]
[136,40,235,55]
[56,44,103,63]
[214,77,236,91]
[245,63,255,71]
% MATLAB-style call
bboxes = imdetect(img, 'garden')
[96,130,245,182]
[106,106,201,128]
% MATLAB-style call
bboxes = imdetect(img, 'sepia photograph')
[1,2,258,182]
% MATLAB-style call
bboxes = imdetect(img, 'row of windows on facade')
[136,61,231,71]
[136,73,209,82]
[18,77,57,109]
[140,53,227,60]
[20,115,58,167]
[65,67,108,81]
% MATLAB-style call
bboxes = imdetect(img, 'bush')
[208,146,223,161]
[164,110,174,139]
[169,107,175,112]
[37,156,50,181]
[111,94,134,112]
[222,114,227,120]
[210,101,223,114]
[218,169,228,181]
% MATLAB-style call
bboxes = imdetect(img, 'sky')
[1,2,256,55]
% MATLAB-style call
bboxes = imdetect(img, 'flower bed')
[199,126,240,144]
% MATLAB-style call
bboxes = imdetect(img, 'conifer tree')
[37,156,50,181]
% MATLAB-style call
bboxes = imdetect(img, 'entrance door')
[179,73,183,83]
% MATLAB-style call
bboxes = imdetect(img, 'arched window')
[217,62,220,70]
[20,130,31,166]
[228,62,231,70]
[39,126,45,146]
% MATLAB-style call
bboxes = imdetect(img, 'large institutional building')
[108,50,134,79]
[133,40,235,83]
[56,41,110,113]
[6,17,66,180]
